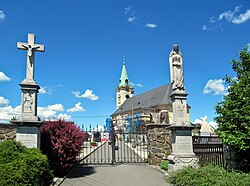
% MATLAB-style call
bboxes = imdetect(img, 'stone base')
[12,120,42,148]
[167,153,199,172]
[167,125,199,172]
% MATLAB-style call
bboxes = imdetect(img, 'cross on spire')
[17,33,45,82]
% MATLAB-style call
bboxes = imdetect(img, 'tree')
[40,120,88,176]
[215,47,250,151]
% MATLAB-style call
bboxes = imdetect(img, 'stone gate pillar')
[146,124,172,165]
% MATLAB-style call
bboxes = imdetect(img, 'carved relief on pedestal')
[23,91,33,113]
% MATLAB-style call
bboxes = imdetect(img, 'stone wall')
[146,123,172,165]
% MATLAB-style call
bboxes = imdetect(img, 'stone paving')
[61,164,171,186]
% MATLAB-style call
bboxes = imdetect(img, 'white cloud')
[0,105,21,122]
[232,9,250,24]
[0,103,68,122]
[125,6,138,23]
[125,6,131,14]
[0,10,6,21]
[130,82,143,87]
[218,6,250,24]
[145,23,157,28]
[0,96,9,106]
[67,102,85,113]
[47,104,64,111]
[203,79,227,95]
[72,89,99,100]
[128,16,136,23]
[210,16,216,23]
[39,87,46,94]
[0,71,11,81]
[218,6,241,22]
[57,113,71,120]
[38,104,64,119]
[203,6,249,31]
[202,24,212,31]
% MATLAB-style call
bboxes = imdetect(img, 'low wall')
[146,123,172,165]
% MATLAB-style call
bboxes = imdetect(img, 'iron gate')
[80,125,148,165]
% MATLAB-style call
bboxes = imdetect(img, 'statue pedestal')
[12,81,42,149]
[12,121,42,148]
[167,125,199,172]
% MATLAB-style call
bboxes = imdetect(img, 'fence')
[79,125,148,165]
[193,136,224,166]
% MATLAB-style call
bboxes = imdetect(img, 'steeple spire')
[119,59,131,87]
[116,58,134,110]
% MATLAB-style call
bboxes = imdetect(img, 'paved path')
[61,164,171,186]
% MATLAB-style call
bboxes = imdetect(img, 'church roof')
[112,84,173,115]
[119,62,132,87]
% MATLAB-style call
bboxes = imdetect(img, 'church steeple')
[119,61,130,87]
[116,59,134,110]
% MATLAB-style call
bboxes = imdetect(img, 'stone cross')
[17,33,44,82]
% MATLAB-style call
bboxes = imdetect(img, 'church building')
[111,56,191,132]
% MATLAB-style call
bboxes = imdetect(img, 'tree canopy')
[215,47,250,151]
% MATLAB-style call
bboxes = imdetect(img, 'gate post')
[111,122,116,165]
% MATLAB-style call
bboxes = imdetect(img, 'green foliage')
[215,47,250,151]
[0,140,53,186]
[168,165,250,186]
[41,120,87,176]
[160,160,169,170]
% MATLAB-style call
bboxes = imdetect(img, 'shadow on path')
[67,165,96,178]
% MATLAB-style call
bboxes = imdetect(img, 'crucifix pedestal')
[12,33,45,149]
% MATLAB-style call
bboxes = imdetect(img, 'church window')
[118,95,121,104]
[125,79,128,85]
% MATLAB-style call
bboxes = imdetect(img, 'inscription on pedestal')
[16,127,40,148]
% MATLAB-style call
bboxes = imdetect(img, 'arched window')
[125,79,128,85]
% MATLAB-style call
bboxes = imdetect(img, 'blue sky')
[0,1,249,128]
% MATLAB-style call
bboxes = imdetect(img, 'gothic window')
[125,79,128,85]
[150,114,154,123]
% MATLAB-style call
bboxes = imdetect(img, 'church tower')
[116,61,134,110]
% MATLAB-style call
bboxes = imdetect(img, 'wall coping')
[146,123,171,127]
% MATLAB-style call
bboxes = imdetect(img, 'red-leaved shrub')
[40,120,87,176]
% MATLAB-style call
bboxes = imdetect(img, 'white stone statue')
[169,44,185,91]
[17,33,44,82]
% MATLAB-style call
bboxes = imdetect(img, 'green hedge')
[168,165,250,186]
[0,140,53,186]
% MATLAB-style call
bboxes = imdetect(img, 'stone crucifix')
[17,33,45,82]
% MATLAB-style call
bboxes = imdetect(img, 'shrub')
[0,140,53,186]
[160,160,169,171]
[41,120,87,176]
[168,165,250,186]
